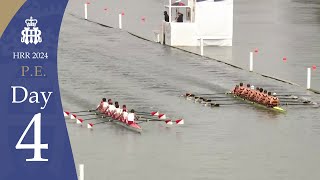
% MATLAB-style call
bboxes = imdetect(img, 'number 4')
[15,113,48,161]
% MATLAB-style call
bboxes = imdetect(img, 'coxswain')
[126,109,137,125]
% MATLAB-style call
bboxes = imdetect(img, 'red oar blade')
[158,114,166,119]
[70,113,77,119]
[151,111,159,116]
[175,119,184,125]
[76,118,84,124]
[87,123,93,129]
[64,111,70,117]
[165,120,173,125]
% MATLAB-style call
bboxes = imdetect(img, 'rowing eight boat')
[92,110,143,133]
[226,92,286,113]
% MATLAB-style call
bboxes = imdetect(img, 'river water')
[66,0,320,91]
[58,1,320,180]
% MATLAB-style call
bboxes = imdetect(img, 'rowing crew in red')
[231,83,280,107]
[96,98,137,125]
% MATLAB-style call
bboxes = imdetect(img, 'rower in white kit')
[105,102,116,116]
[119,105,128,122]
[96,98,108,113]
[112,102,122,119]
[126,109,137,125]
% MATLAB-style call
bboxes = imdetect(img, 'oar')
[75,117,100,124]
[281,102,318,106]
[137,111,167,119]
[280,100,311,104]
[186,93,226,96]
[137,118,184,125]
[87,121,110,129]
[71,109,95,113]
[69,113,97,119]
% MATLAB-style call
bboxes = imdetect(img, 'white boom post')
[84,4,88,20]
[119,14,122,29]
[307,67,311,89]
[249,52,253,72]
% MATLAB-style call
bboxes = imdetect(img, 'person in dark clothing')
[164,11,169,22]
[177,12,183,22]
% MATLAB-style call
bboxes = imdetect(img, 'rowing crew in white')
[96,98,137,124]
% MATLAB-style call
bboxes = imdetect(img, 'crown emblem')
[21,16,42,45]
[25,16,38,27]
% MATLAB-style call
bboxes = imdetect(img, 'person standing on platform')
[176,12,183,22]
[164,11,169,22]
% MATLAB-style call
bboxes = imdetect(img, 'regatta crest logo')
[21,16,42,45]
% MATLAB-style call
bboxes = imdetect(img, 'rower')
[119,105,128,122]
[236,83,245,96]
[97,98,109,113]
[246,85,254,100]
[126,109,137,125]
[105,102,116,116]
[248,86,258,101]
[112,102,121,118]
[254,88,263,103]
[264,92,273,106]
[231,85,239,94]
[96,98,107,111]
[240,84,251,98]
[258,89,268,105]
[269,94,280,107]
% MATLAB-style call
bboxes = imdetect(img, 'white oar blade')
[76,118,83,124]
[87,123,93,129]
[165,120,173,125]
[176,119,184,125]
[158,114,166,119]
[64,111,70,117]
[151,111,159,116]
[70,113,77,119]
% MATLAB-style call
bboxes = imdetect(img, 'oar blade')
[70,113,77,119]
[87,123,93,129]
[158,114,166,119]
[64,111,70,117]
[165,120,173,125]
[151,111,159,116]
[175,119,184,125]
[76,118,84,124]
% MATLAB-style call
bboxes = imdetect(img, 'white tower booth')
[162,0,233,46]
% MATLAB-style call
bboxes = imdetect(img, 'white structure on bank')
[161,0,233,46]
